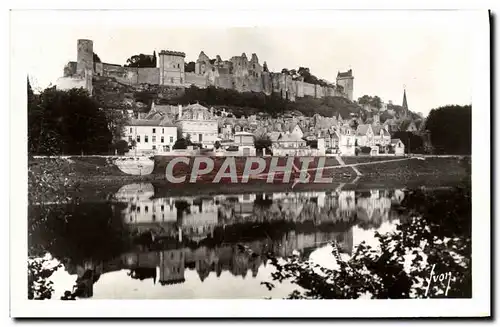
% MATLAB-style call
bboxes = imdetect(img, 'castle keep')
[58,39,354,102]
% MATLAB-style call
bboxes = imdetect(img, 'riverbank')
[29,155,470,202]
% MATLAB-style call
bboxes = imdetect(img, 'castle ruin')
[57,39,355,102]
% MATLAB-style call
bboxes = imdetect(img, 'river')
[28,181,471,300]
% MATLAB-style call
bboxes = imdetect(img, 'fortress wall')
[315,85,324,98]
[323,86,335,97]
[138,68,160,85]
[102,64,138,85]
[261,73,272,95]
[94,62,103,76]
[295,80,304,98]
[185,72,208,88]
[334,87,345,97]
[303,82,316,97]
[247,76,263,93]
[215,74,233,89]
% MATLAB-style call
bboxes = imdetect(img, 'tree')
[113,140,130,155]
[254,134,272,154]
[93,52,101,63]
[172,137,193,150]
[28,86,113,155]
[425,105,471,155]
[185,61,196,73]
[104,110,130,143]
[358,95,382,110]
[124,53,156,68]
[262,185,471,299]
[393,131,424,154]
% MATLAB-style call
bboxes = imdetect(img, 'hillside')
[92,76,184,112]
[92,76,364,118]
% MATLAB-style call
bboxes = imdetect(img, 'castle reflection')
[61,183,406,298]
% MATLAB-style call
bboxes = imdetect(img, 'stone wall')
[303,82,316,97]
[185,72,208,88]
[102,64,138,85]
[138,68,160,84]
[214,74,233,89]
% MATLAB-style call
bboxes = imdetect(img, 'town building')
[176,103,218,148]
[123,119,177,154]
[233,131,256,156]
[391,139,405,155]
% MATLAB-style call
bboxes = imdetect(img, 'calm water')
[28,182,471,300]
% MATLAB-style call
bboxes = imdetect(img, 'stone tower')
[159,50,186,85]
[336,69,354,101]
[76,39,94,94]
[77,39,94,77]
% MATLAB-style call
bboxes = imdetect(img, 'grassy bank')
[29,155,470,202]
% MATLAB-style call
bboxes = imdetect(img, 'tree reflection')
[263,185,471,299]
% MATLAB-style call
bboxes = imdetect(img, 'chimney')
[178,105,183,119]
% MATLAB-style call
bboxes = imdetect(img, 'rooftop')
[159,50,186,58]
[128,119,177,127]
[337,69,353,78]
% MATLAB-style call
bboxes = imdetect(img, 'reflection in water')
[28,182,470,299]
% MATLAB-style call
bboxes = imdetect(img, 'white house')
[338,127,356,156]
[123,119,177,155]
[391,139,405,155]
[355,124,374,147]
[176,103,218,148]
[233,131,256,156]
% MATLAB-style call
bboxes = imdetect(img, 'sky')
[12,10,475,116]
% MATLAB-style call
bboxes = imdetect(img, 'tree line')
[28,79,129,156]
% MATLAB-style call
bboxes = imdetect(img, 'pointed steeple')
[402,88,408,111]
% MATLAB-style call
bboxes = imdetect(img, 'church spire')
[402,88,408,111]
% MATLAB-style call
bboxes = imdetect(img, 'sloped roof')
[356,124,371,136]
[184,103,209,111]
[268,132,281,142]
[391,138,403,145]
[372,125,390,136]
[277,133,304,143]
[128,119,176,127]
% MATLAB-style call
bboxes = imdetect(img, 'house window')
[129,128,132,133]
[152,128,156,134]
[128,136,132,143]
[137,206,140,213]
[171,77,174,83]
[145,135,149,143]
[145,206,148,213]
[136,135,141,143]
[199,134,203,142]
[170,136,174,143]
[152,135,156,143]
[161,136,164,143]
[152,145,156,150]
[161,205,164,212]
[162,128,164,134]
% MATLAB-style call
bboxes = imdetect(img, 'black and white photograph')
[9,7,490,318]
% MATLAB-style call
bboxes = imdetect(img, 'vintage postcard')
[10,8,490,318]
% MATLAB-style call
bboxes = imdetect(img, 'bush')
[113,140,130,155]
[360,146,371,154]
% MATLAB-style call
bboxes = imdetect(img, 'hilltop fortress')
[57,39,354,102]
